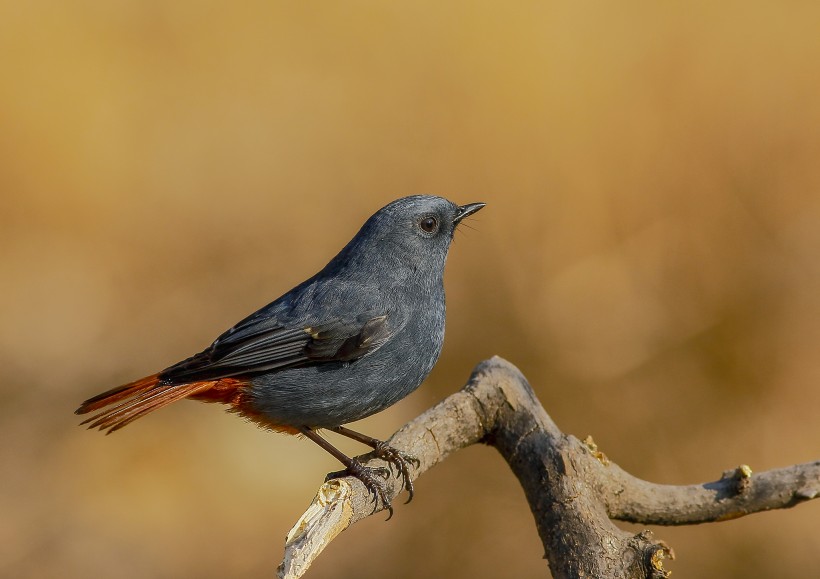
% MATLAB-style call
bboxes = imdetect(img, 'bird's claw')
[374,443,418,504]
[325,462,395,519]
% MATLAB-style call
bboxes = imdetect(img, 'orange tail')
[75,374,229,434]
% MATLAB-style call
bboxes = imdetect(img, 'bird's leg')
[296,426,395,519]
[328,425,419,503]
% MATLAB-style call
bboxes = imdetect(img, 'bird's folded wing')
[158,314,391,383]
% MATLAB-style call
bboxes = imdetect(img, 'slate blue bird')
[76,195,485,516]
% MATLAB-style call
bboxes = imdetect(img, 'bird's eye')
[419,216,439,234]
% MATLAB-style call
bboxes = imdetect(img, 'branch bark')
[277,356,820,579]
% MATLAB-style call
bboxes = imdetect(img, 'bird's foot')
[373,443,419,503]
[325,462,395,519]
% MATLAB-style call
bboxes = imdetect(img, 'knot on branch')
[626,531,674,579]
[719,464,754,496]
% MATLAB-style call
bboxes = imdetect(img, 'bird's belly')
[245,341,440,428]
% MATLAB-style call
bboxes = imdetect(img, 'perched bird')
[76,195,484,516]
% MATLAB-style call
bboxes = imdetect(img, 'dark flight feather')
[157,314,391,384]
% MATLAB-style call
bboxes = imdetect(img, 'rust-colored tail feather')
[75,374,161,415]
[76,374,222,434]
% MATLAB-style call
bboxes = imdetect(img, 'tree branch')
[277,357,819,579]
[603,460,820,525]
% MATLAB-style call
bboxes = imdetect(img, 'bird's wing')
[158,313,392,384]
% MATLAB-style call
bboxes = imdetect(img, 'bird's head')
[331,195,485,282]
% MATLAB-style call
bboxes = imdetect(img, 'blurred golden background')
[2,1,819,577]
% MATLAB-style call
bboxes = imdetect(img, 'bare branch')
[602,460,820,525]
[277,357,819,579]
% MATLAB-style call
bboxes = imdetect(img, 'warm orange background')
[2,2,819,577]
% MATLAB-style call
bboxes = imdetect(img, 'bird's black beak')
[454,202,486,225]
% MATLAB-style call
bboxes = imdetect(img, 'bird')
[76,195,485,517]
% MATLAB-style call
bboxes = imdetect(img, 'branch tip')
[277,479,354,579]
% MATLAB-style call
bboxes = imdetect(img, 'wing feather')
[159,314,392,384]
